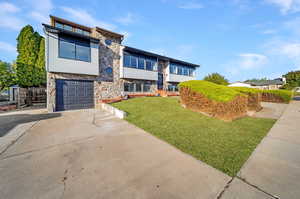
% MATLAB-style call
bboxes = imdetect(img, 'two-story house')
[43,16,199,112]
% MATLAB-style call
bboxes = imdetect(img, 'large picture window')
[123,52,157,71]
[169,62,195,77]
[124,82,152,93]
[59,35,91,62]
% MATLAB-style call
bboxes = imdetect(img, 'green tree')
[35,37,46,86]
[282,70,300,90]
[0,60,16,92]
[203,73,229,85]
[16,25,45,87]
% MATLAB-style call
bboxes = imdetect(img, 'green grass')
[112,97,276,177]
[179,80,244,102]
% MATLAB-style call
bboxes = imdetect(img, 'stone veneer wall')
[158,60,169,91]
[91,28,123,100]
[47,72,98,112]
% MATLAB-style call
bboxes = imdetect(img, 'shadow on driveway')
[0,112,61,137]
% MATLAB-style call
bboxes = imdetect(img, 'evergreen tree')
[16,25,45,87]
[35,37,46,86]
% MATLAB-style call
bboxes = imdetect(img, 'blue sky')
[1,0,300,82]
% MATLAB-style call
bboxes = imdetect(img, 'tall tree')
[0,60,16,92]
[203,73,229,85]
[16,25,45,87]
[35,37,46,85]
[283,70,300,90]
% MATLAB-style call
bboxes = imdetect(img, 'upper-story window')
[55,21,90,36]
[169,62,195,76]
[123,52,157,71]
[59,35,91,62]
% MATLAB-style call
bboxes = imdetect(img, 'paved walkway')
[0,109,230,199]
[221,100,300,199]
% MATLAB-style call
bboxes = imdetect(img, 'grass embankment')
[112,97,276,176]
[179,80,245,102]
[179,80,293,103]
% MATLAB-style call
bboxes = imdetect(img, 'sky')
[1,0,300,82]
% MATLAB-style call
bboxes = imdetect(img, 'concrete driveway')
[0,109,230,199]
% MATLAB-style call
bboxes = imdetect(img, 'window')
[59,36,76,59]
[55,22,63,29]
[59,35,91,62]
[143,84,151,92]
[138,57,145,69]
[123,52,157,70]
[75,28,83,34]
[136,83,142,92]
[83,31,90,36]
[130,56,137,68]
[183,67,189,76]
[124,54,131,67]
[170,64,177,74]
[189,68,194,76]
[105,39,112,46]
[168,84,178,92]
[124,83,134,92]
[64,24,73,31]
[76,40,91,62]
[105,67,113,75]
[177,66,183,75]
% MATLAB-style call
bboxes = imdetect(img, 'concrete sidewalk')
[221,100,300,199]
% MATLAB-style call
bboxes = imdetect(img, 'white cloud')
[0,41,16,53]
[0,2,20,13]
[264,0,300,14]
[61,7,116,30]
[225,53,268,77]
[119,30,131,42]
[0,2,24,30]
[27,0,53,23]
[178,2,204,9]
[115,13,135,25]
[238,53,268,69]
[0,15,25,31]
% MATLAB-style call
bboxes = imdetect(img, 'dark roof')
[124,46,200,68]
[42,24,100,43]
[245,79,284,86]
[96,27,124,39]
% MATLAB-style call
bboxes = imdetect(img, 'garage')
[55,79,94,111]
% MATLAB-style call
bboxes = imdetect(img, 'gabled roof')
[124,46,200,68]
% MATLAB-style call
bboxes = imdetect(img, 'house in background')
[43,16,199,112]
[228,78,285,90]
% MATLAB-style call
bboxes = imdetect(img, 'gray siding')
[45,32,99,76]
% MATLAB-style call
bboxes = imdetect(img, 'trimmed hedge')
[260,90,293,103]
[179,80,245,102]
[231,87,293,103]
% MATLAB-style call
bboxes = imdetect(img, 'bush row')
[178,80,294,121]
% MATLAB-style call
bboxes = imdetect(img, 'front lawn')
[112,97,276,176]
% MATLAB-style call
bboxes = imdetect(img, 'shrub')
[231,87,262,111]
[260,89,293,103]
[179,80,244,102]
[179,81,248,121]
[203,73,229,85]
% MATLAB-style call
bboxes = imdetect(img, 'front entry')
[55,79,94,111]
[158,73,164,90]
